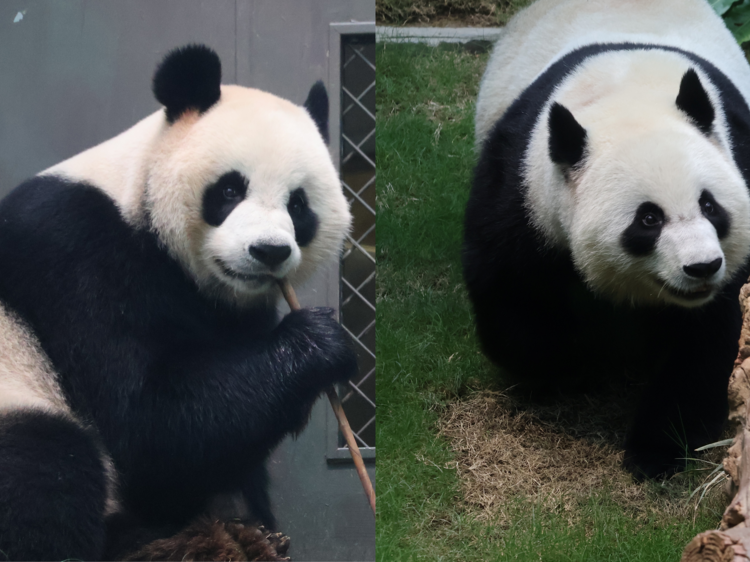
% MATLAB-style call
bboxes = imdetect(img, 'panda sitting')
[464,0,750,479]
[0,45,356,560]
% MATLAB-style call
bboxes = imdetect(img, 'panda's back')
[475,0,750,145]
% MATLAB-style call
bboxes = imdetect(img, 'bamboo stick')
[277,279,376,516]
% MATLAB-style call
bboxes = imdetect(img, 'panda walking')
[0,45,356,560]
[464,0,750,478]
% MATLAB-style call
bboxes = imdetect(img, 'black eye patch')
[287,188,318,247]
[699,189,730,239]
[621,201,666,256]
[202,171,249,227]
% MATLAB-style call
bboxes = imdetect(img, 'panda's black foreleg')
[0,410,108,561]
[116,306,356,522]
[128,307,356,458]
[165,306,357,443]
[623,299,740,479]
[624,369,729,480]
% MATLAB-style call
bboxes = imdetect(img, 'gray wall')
[0,1,374,560]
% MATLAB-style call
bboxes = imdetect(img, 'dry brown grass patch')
[437,388,728,526]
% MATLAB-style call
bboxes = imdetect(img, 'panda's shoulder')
[0,175,130,241]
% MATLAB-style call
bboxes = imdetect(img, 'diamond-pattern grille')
[338,34,375,451]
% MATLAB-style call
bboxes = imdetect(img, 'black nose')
[249,244,291,267]
[683,257,723,279]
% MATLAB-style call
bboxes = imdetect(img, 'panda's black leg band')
[0,410,107,561]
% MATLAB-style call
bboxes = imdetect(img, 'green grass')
[375,42,725,561]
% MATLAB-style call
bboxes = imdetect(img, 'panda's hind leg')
[0,410,108,561]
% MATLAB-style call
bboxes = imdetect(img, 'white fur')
[0,304,121,514]
[43,112,166,226]
[0,303,68,415]
[476,0,750,307]
[44,84,351,305]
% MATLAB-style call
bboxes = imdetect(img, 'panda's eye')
[287,187,318,246]
[699,190,730,238]
[288,192,306,214]
[641,213,662,227]
[223,186,239,199]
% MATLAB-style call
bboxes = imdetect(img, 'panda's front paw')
[623,441,685,481]
[281,307,358,389]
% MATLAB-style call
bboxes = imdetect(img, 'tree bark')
[681,527,750,561]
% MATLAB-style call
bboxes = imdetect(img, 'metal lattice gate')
[328,28,375,461]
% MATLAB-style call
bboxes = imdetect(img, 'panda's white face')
[570,127,750,307]
[201,172,305,295]
[521,52,750,308]
[145,86,351,303]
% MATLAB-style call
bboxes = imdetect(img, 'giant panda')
[0,44,356,560]
[463,0,750,479]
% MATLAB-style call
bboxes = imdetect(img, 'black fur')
[621,202,666,256]
[153,44,222,123]
[304,81,330,144]
[103,512,181,560]
[249,244,291,267]
[676,68,715,135]
[0,411,107,561]
[287,188,319,247]
[700,189,730,239]
[0,176,357,558]
[684,258,722,279]
[548,102,587,167]
[241,464,277,530]
[464,43,750,479]
[202,171,250,227]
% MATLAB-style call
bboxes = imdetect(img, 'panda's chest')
[563,274,671,382]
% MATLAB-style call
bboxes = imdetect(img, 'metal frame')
[327,21,376,464]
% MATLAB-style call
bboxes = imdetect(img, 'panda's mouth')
[215,259,275,284]
[657,279,714,302]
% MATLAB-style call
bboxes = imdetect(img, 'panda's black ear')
[304,81,329,144]
[153,44,222,123]
[548,102,587,168]
[676,68,714,135]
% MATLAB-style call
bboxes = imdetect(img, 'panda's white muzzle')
[205,201,302,293]
[655,217,725,305]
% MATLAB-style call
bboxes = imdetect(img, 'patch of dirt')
[437,388,728,526]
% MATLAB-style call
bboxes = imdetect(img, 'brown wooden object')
[277,279,376,516]
[118,518,290,561]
